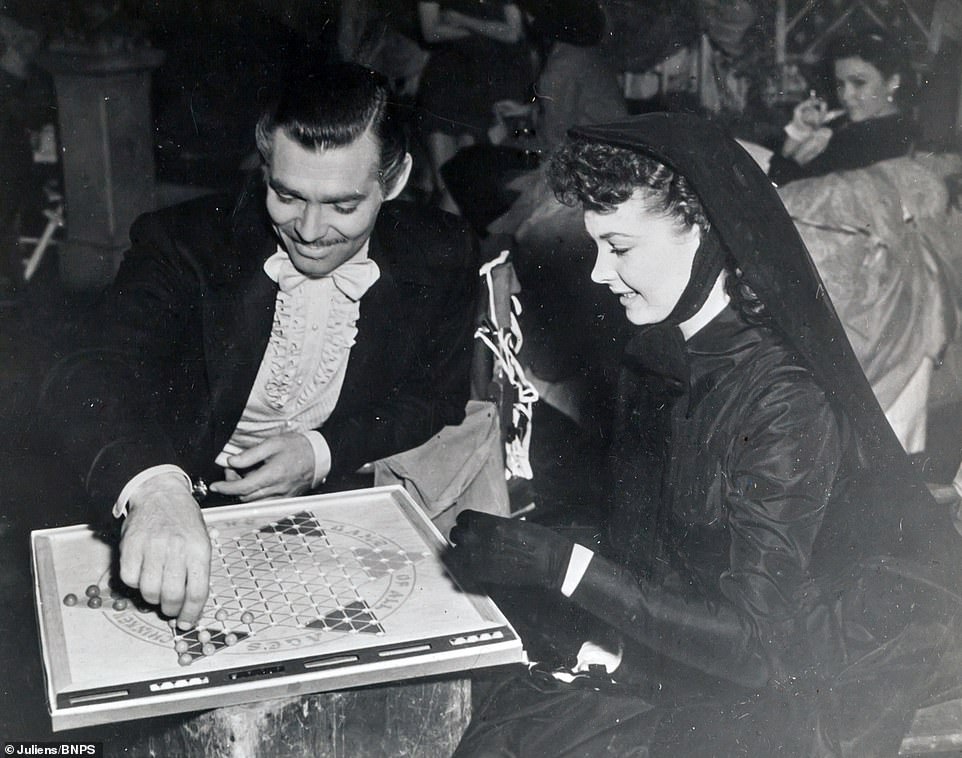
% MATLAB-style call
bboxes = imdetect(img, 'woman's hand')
[782,95,838,162]
[447,510,574,590]
[791,95,829,135]
[793,126,833,165]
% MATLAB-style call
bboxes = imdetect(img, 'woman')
[441,0,626,236]
[768,30,918,186]
[415,0,534,213]
[447,114,962,756]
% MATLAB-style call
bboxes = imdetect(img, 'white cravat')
[262,248,380,300]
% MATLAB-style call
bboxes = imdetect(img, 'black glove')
[447,510,575,591]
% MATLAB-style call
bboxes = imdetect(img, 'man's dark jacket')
[42,180,479,511]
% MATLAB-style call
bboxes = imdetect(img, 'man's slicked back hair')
[255,62,408,190]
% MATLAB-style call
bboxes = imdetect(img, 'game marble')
[31,486,522,731]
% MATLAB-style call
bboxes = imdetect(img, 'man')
[42,63,479,631]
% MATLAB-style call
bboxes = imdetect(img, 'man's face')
[265,128,398,277]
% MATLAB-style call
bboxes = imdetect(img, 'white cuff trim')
[560,543,594,597]
[573,639,624,674]
[784,121,813,143]
[112,465,192,519]
[302,431,331,488]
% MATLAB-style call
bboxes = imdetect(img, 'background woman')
[415,0,533,212]
[447,113,962,756]
[768,29,918,186]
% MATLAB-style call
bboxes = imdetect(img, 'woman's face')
[834,55,900,122]
[585,191,701,326]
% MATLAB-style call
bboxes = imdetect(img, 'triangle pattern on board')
[260,511,326,538]
[306,600,384,634]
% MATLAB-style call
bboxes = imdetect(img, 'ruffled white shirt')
[113,243,380,517]
[216,244,380,478]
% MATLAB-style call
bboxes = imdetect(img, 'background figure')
[438,0,629,436]
[338,0,428,99]
[761,31,952,455]
[337,1,434,197]
[0,14,48,302]
[482,6,630,406]
[464,0,628,424]
[442,0,622,237]
[415,0,534,213]
[502,0,618,151]
[919,0,962,148]
[768,27,918,186]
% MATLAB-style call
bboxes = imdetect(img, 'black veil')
[566,114,962,582]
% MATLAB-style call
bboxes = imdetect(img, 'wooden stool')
[116,678,471,758]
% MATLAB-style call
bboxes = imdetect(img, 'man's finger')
[209,476,258,496]
[212,462,285,499]
[118,541,144,589]
[159,557,188,620]
[210,475,280,499]
[137,549,165,606]
[178,553,211,629]
[225,440,276,470]
[239,485,280,502]
[210,460,278,496]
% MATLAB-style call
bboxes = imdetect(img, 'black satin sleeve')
[768,114,916,186]
[570,368,844,688]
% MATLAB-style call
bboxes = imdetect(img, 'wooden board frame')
[31,485,523,731]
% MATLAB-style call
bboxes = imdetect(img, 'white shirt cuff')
[560,543,594,597]
[302,431,331,488]
[112,464,192,519]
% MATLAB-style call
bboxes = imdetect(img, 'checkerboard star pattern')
[171,511,430,663]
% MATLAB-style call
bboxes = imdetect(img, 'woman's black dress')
[416,0,534,137]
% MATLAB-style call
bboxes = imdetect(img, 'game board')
[32,486,522,731]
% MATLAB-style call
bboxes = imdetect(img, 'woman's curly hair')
[724,265,769,325]
[546,138,708,231]
[547,136,770,324]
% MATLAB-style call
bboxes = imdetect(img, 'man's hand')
[447,510,574,591]
[120,473,211,629]
[208,433,315,501]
